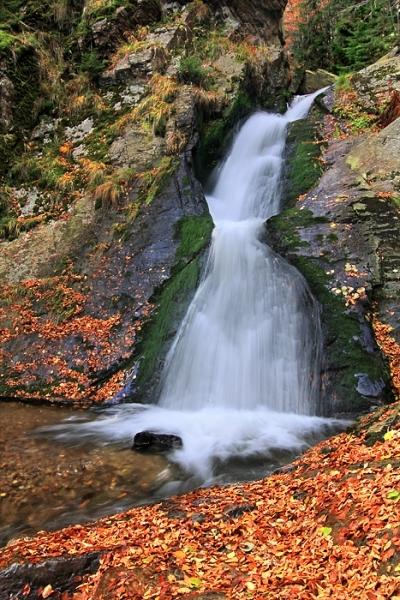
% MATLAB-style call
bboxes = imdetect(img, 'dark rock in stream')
[0,552,100,599]
[133,431,183,453]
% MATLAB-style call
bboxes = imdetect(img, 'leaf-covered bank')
[1,401,399,599]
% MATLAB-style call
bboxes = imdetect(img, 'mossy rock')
[195,89,253,179]
[283,113,325,205]
[292,256,389,414]
[134,214,213,396]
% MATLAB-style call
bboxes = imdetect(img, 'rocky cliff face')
[0,0,289,406]
[269,50,400,415]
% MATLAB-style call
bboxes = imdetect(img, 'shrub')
[0,28,16,52]
[178,55,208,86]
[79,50,106,80]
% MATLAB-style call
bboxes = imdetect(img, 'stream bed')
[0,401,346,547]
[0,402,172,547]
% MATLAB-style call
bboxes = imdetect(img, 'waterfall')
[158,92,325,416]
[49,90,341,482]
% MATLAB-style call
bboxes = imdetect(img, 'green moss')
[269,208,328,251]
[292,256,388,410]
[136,259,200,386]
[135,213,213,389]
[393,196,400,209]
[0,28,17,52]
[285,117,324,204]
[175,215,213,267]
[196,89,253,177]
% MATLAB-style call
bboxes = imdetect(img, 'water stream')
[46,90,343,484]
[2,91,347,544]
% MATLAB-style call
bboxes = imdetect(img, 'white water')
[49,90,343,482]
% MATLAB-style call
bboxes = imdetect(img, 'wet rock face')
[268,99,398,415]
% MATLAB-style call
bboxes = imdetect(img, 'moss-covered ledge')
[267,103,391,416]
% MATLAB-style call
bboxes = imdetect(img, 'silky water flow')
[49,90,344,485]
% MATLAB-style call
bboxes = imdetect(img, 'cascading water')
[49,90,342,483]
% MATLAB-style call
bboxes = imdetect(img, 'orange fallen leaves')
[1,407,399,599]
[0,271,151,405]
[373,319,400,398]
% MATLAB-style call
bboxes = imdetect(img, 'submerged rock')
[133,431,183,453]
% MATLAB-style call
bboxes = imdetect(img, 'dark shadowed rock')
[0,553,100,599]
[133,431,183,453]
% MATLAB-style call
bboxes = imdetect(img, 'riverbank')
[1,399,399,599]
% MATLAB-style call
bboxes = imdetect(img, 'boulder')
[351,47,400,112]
[90,1,162,52]
[303,69,336,94]
[133,431,183,453]
[148,25,191,52]
[102,47,169,84]
[347,117,400,185]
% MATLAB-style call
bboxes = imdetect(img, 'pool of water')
[0,402,173,547]
[0,401,348,547]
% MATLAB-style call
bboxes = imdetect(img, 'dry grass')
[89,167,135,210]
[128,75,178,136]
[166,130,187,155]
[193,87,222,112]
[80,158,108,187]
[109,27,150,67]
[149,74,178,102]
[91,180,123,208]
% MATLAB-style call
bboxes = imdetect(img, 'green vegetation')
[269,208,328,251]
[138,157,179,205]
[333,76,377,133]
[135,259,200,386]
[135,214,213,388]
[178,55,209,87]
[293,0,399,73]
[175,215,214,268]
[79,50,106,80]
[284,115,325,203]
[0,28,16,51]
[196,89,253,176]
[292,256,388,410]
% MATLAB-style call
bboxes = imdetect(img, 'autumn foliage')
[1,404,399,599]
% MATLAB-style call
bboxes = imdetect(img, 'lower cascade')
[51,90,342,483]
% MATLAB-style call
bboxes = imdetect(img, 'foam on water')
[47,89,343,482]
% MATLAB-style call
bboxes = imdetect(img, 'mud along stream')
[1,90,347,546]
